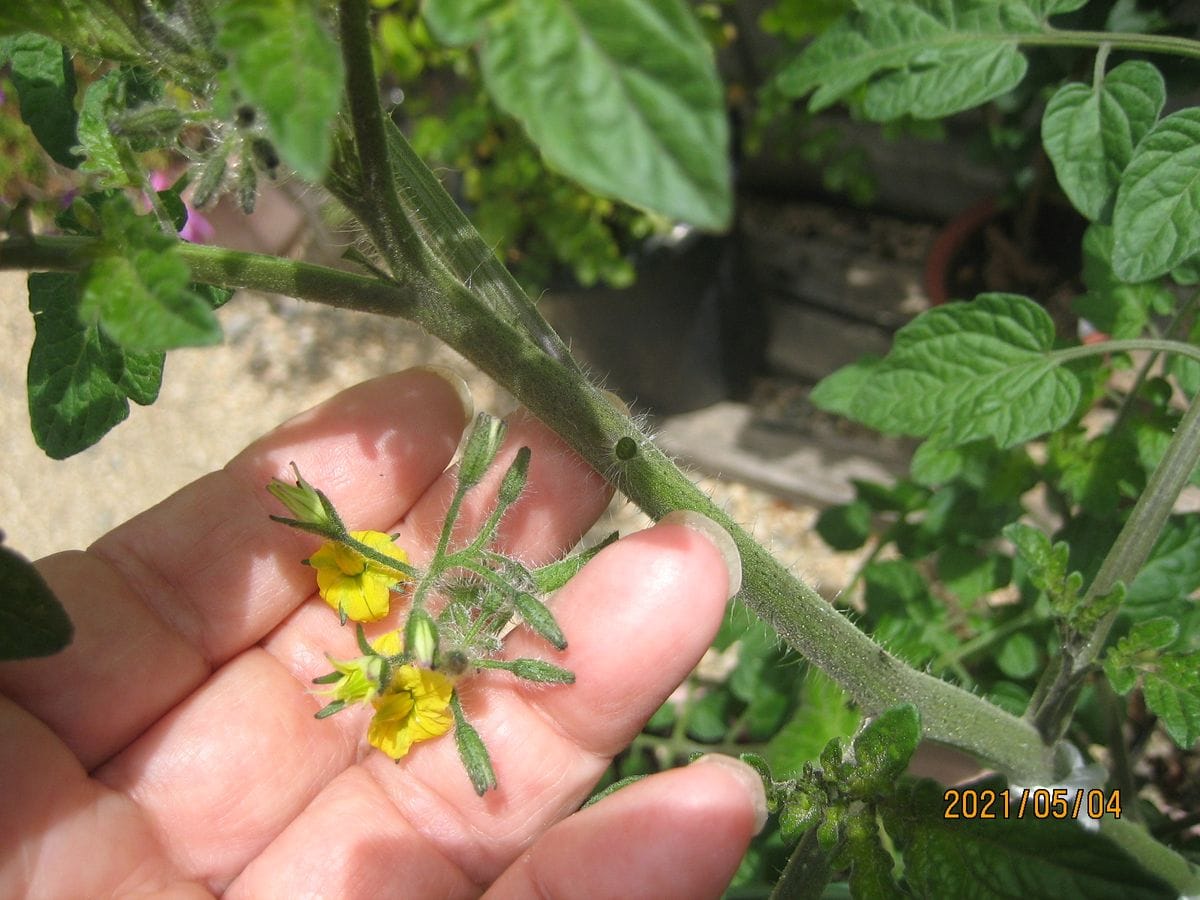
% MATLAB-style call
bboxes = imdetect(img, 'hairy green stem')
[770,828,832,900]
[336,0,429,281]
[1029,388,1200,744]
[1020,28,1200,61]
[0,231,1052,781]
[1051,337,1200,366]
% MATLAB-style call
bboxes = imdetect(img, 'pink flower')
[150,170,215,244]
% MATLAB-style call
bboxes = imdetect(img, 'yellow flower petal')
[308,531,410,623]
[367,665,455,760]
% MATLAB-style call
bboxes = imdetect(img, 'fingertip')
[487,765,759,899]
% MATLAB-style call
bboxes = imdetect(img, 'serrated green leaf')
[27,272,132,459]
[1046,424,1141,516]
[213,0,343,181]
[81,254,222,352]
[847,704,920,796]
[1166,316,1200,400]
[777,1,1044,122]
[938,546,1004,605]
[474,0,730,229]
[0,541,73,660]
[116,347,165,406]
[0,33,81,167]
[883,778,1175,899]
[910,437,966,486]
[810,354,883,418]
[1144,653,1200,748]
[422,0,505,45]
[78,197,221,352]
[1112,108,1200,282]
[0,4,147,68]
[1104,652,1138,695]
[1127,515,1200,618]
[1042,61,1164,223]
[687,690,733,742]
[1126,617,1181,653]
[846,809,904,899]
[76,70,131,187]
[765,671,860,778]
[997,632,1040,679]
[1077,224,1177,342]
[846,294,1081,448]
[816,501,872,551]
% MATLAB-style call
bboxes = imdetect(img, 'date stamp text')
[943,787,1122,820]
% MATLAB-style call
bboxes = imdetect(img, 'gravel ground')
[1,268,866,601]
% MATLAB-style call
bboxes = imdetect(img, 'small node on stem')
[615,435,638,461]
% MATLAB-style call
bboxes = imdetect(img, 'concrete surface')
[0,269,502,561]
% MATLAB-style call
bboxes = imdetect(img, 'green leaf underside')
[78,197,221,353]
[824,294,1080,449]
[26,272,164,459]
[423,0,505,45]
[886,779,1175,899]
[1,33,81,168]
[213,0,344,181]
[1143,655,1200,748]
[81,253,221,352]
[0,3,146,66]
[0,543,73,660]
[471,0,731,229]
[76,70,130,187]
[1042,61,1165,223]
[1113,108,1200,281]
[1127,515,1200,617]
[776,0,1066,122]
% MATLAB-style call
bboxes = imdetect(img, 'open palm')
[1,369,764,899]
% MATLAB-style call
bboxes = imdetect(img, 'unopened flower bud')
[498,446,531,505]
[267,462,336,529]
[459,413,506,488]
[405,608,439,667]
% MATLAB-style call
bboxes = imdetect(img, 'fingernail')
[415,365,474,422]
[690,754,769,835]
[659,510,742,599]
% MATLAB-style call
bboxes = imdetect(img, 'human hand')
[1,368,766,898]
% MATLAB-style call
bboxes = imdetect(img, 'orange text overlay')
[943,787,1122,820]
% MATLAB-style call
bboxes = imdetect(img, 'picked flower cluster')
[267,413,611,794]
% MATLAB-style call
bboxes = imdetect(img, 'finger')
[0,368,469,768]
[227,520,738,897]
[485,757,767,900]
[0,696,211,899]
[358,517,739,885]
[95,412,615,889]
[381,406,612,570]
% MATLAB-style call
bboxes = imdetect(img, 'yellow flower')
[367,665,455,760]
[308,531,409,622]
[316,630,404,706]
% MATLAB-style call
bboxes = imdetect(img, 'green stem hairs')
[2,1,1200,895]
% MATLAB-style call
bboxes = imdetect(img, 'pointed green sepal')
[497,446,531,506]
[315,699,346,719]
[451,693,497,795]
[476,657,575,684]
[514,591,567,651]
[459,413,507,489]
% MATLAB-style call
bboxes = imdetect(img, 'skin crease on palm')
[0,368,767,899]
